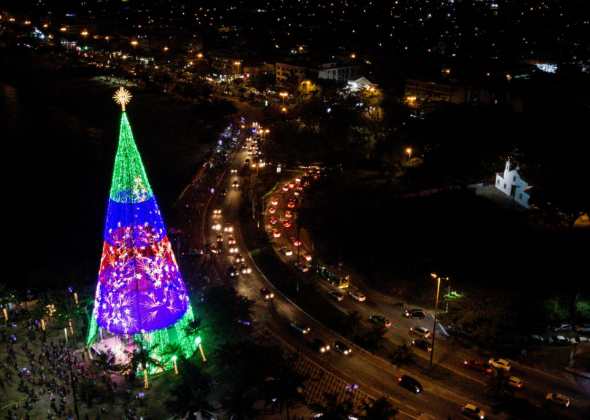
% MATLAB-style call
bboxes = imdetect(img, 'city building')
[347,76,378,92]
[495,160,532,208]
[405,77,475,106]
[276,59,364,87]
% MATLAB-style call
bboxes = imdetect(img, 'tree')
[167,357,215,419]
[361,324,388,353]
[78,377,97,407]
[388,340,414,367]
[362,397,398,420]
[267,352,308,420]
[529,182,589,229]
[162,342,185,374]
[90,349,118,395]
[182,317,205,339]
[343,310,363,337]
[214,340,280,389]
[438,293,519,346]
[221,387,258,420]
[310,392,354,420]
[126,341,164,389]
[199,285,254,342]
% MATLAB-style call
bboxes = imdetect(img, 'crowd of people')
[0,313,145,420]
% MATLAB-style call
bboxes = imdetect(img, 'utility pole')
[67,348,81,420]
[430,274,449,370]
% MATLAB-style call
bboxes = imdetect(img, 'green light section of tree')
[109,112,154,203]
[87,304,198,374]
[133,304,199,374]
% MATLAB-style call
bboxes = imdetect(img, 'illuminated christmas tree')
[87,88,197,369]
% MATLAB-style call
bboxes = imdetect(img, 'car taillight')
[517,383,521,388]
[464,361,468,365]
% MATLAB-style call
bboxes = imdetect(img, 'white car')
[461,404,485,419]
[506,376,523,388]
[213,208,222,215]
[546,393,570,407]
[223,224,234,233]
[489,358,511,371]
[350,291,366,302]
[212,221,221,231]
[410,326,431,339]
[228,245,239,253]
[281,246,293,256]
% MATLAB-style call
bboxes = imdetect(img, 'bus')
[312,259,350,289]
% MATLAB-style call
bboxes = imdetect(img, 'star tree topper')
[113,87,132,112]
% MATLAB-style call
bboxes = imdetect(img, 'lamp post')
[430,273,449,370]
[131,40,138,60]
[171,355,178,374]
[234,61,241,74]
[280,92,288,104]
[296,223,301,292]
[406,148,412,162]
[67,348,81,420]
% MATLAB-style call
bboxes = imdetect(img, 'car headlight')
[270,294,274,298]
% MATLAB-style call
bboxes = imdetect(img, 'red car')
[464,360,492,374]
[289,182,296,189]
[287,201,296,209]
[268,207,276,214]
[270,216,277,225]
[290,237,302,247]
[283,220,292,228]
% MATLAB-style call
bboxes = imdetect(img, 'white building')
[347,77,378,92]
[495,160,532,208]
[275,60,364,87]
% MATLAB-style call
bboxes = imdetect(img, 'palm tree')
[310,392,354,420]
[78,376,97,407]
[362,324,388,353]
[222,387,258,420]
[162,342,185,374]
[167,357,215,419]
[344,310,363,337]
[388,340,414,367]
[126,341,164,389]
[362,397,398,420]
[182,317,205,338]
[90,349,118,395]
[270,353,308,420]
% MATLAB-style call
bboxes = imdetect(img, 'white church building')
[495,160,532,208]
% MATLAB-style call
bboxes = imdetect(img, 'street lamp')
[234,61,241,74]
[131,40,138,59]
[406,148,412,162]
[280,92,288,104]
[429,273,449,369]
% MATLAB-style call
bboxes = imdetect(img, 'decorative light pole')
[195,336,207,362]
[430,273,449,369]
[171,355,179,374]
